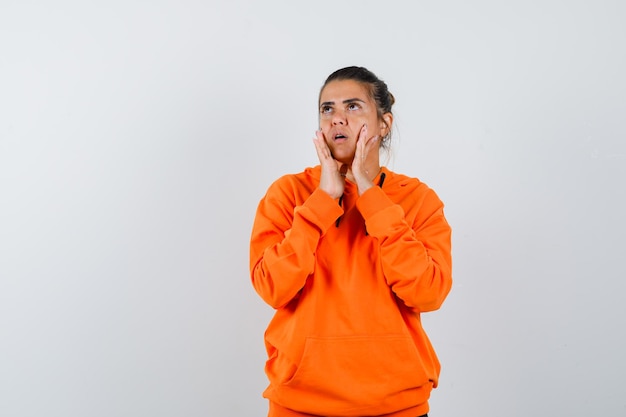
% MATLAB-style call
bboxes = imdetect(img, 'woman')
[250,66,452,417]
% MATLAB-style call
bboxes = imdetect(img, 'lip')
[330,129,350,142]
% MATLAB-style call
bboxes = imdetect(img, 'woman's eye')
[347,103,360,111]
[320,106,332,114]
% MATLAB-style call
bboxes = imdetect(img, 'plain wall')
[1,1,625,415]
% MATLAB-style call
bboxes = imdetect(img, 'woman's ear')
[380,112,393,138]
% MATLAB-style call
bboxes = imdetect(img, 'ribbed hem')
[268,401,429,417]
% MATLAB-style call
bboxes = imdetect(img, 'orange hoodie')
[250,166,452,417]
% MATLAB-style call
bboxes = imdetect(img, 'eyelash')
[320,103,360,115]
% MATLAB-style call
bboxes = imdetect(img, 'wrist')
[357,181,374,196]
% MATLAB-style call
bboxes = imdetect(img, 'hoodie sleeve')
[250,182,343,309]
[356,185,452,312]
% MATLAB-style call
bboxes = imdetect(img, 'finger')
[313,140,327,164]
[313,131,328,158]
[353,125,365,149]
[313,130,337,165]
[359,133,380,163]
[366,135,380,151]
[359,124,368,143]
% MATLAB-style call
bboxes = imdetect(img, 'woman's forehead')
[320,79,371,102]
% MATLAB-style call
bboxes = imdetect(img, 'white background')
[1,1,625,416]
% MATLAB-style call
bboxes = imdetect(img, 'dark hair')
[320,66,395,146]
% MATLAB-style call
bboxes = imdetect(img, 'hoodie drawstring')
[335,194,344,227]
[378,172,387,188]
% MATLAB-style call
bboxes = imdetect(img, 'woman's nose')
[332,110,346,125]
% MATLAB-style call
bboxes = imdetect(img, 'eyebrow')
[320,98,366,108]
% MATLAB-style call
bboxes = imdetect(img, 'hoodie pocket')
[284,334,429,405]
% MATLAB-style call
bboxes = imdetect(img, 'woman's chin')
[331,151,355,166]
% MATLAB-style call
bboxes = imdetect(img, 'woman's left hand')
[351,124,380,195]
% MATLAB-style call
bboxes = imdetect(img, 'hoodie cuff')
[298,188,344,232]
[356,185,395,220]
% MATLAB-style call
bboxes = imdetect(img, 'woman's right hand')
[313,130,345,200]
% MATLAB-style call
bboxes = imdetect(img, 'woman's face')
[318,79,387,165]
